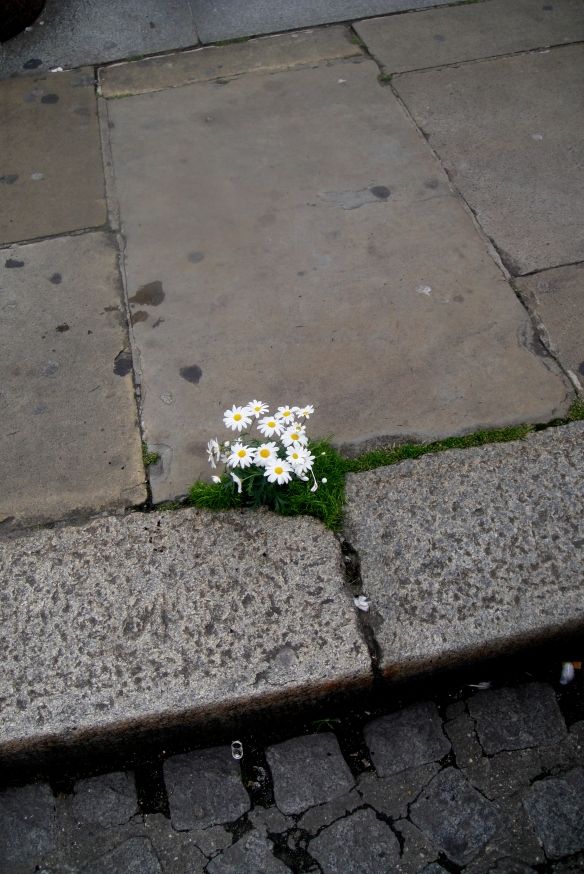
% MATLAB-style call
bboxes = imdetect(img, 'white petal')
[354,595,370,612]
[211,475,221,484]
[560,662,575,685]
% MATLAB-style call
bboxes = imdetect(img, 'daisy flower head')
[207,438,221,469]
[265,458,293,485]
[298,404,314,419]
[282,424,308,448]
[255,442,279,467]
[223,405,252,432]
[228,441,255,469]
[287,445,315,474]
[258,415,283,438]
[275,405,297,424]
[247,399,269,419]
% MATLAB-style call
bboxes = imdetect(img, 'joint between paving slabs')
[336,535,383,683]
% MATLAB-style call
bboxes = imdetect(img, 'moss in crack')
[142,443,160,467]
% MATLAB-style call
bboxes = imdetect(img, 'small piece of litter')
[354,595,370,612]
[211,475,221,484]
[231,740,243,760]
[30,172,45,181]
[532,133,544,141]
[25,26,33,31]
[338,79,346,84]
[50,66,64,73]
[417,285,432,296]
[467,681,492,690]
[321,477,327,484]
[560,662,575,685]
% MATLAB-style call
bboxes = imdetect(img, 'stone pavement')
[1,676,584,872]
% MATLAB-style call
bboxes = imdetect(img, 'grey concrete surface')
[100,26,360,97]
[187,0,454,44]
[0,68,105,244]
[516,263,584,388]
[0,232,145,525]
[0,0,198,80]
[355,0,584,74]
[0,509,370,760]
[394,44,584,275]
[344,422,584,678]
[106,55,570,502]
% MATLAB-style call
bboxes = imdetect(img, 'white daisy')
[207,438,221,469]
[275,405,296,424]
[247,399,269,419]
[265,458,293,485]
[228,441,255,468]
[298,404,314,419]
[223,405,252,432]
[230,472,243,494]
[288,446,315,474]
[281,424,308,447]
[258,415,283,438]
[211,475,222,484]
[255,442,279,467]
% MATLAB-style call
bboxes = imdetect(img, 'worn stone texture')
[143,814,208,873]
[107,57,570,502]
[0,0,198,80]
[523,768,584,860]
[206,830,291,873]
[308,807,400,874]
[70,772,138,828]
[81,835,162,874]
[0,232,146,525]
[355,0,584,74]
[0,68,105,244]
[393,820,440,874]
[266,733,355,815]
[465,748,543,801]
[469,683,567,754]
[516,263,584,386]
[297,789,362,833]
[344,423,584,677]
[364,701,450,776]
[187,0,454,43]
[445,711,483,769]
[164,747,250,830]
[394,45,584,274]
[100,27,360,97]
[0,783,56,869]
[0,509,369,760]
[357,763,440,819]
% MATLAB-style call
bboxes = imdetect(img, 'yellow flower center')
[259,448,270,458]
[237,449,246,458]
[292,453,299,460]
[291,433,299,441]
[274,466,283,475]
[234,413,242,421]
[283,411,291,417]
[268,420,276,428]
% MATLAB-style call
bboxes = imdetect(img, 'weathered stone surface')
[0,0,197,79]
[206,830,290,874]
[523,769,584,859]
[394,45,584,274]
[465,748,543,801]
[71,773,138,828]
[469,684,566,754]
[0,232,145,525]
[308,807,400,874]
[81,835,162,874]
[410,768,502,866]
[297,789,361,833]
[0,783,56,868]
[540,721,584,774]
[107,57,569,501]
[461,794,544,874]
[516,264,584,387]
[444,711,483,769]
[188,0,453,43]
[357,763,439,819]
[0,69,105,244]
[364,702,450,776]
[100,27,360,97]
[393,819,440,874]
[267,733,354,815]
[355,0,584,74]
[143,814,212,871]
[249,806,293,835]
[0,510,369,761]
[344,424,584,677]
[164,747,249,830]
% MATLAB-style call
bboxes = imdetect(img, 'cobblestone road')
[1,676,583,872]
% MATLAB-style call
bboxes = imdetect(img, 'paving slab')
[0,0,197,80]
[0,68,105,244]
[344,422,584,678]
[0,232,145,525]
[308,807,401,874]
[187,0,453,44]
[523,769,584,859]
[394,44,584,275]
[516,263,584,388]
[355,0,584,74]
[106,55,570,502]
[364,701,450,775]
[100,26,360,97]
[0,509,370,762]
[468,683,567,754]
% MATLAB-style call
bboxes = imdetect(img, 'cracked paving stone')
[357,763,440,819]
[468,683,567,754]
[0,783,56,869]
[70,772,138,828]
[539,721,584,774]
[308,807,400,874]
[80,835,162,874]
[393,819,440,874]
[464,748,543,801]
[248,806,294,835]
[143,814,207,872]
[164,747,250,830]
[266,733,354,816]
[444,711,483,769]
[206,829,291,874]
[364,701,451,777]
[410,767,502,866]
[522,768,584,860]
[485,863,538,874]
[297,789,362,834]
[463,794,544,874]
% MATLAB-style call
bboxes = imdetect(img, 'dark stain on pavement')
[41,94,60,104]
[56,324,70,333]
[180,365,203,384]
[113,350,133,377]
[433,34,446,42]
[132,311,149,323]
[152,318,164,329]
[5,259,24,268]
[0,174,18,184]
[425,178,439,189]
[188,252,204,264]
[370,186,391,200]
[453,295,464,303]
[129,281,165,307]
[23,59,43,70]
[50,272,62,284]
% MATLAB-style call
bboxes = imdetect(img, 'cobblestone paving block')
[469,683,567,754]
[419,865,448,874]
[539,720,584,774]
[80,835,162,874]
[485,863,537,874]
[523,768,584,859]
[308,807,400,874]
[297,789,362,834]
[143,814,208,872]
[206,829,290,874]
[357,763,440,819]
[71,772,138,828]
[464,795,544,874]
[410,767,502,865]
[164,747,250,830]
[0,783,56,869]
[393,819,440,874]
[266,734,355,816]
[444,712,483,769]
[464,749,543,801]
[249,805,294,835]
[364,702,450,777]
[551,853,584,873]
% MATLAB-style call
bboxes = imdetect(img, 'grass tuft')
[142,443,160,467]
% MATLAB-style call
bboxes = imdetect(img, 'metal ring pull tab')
[231,740,243,760]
